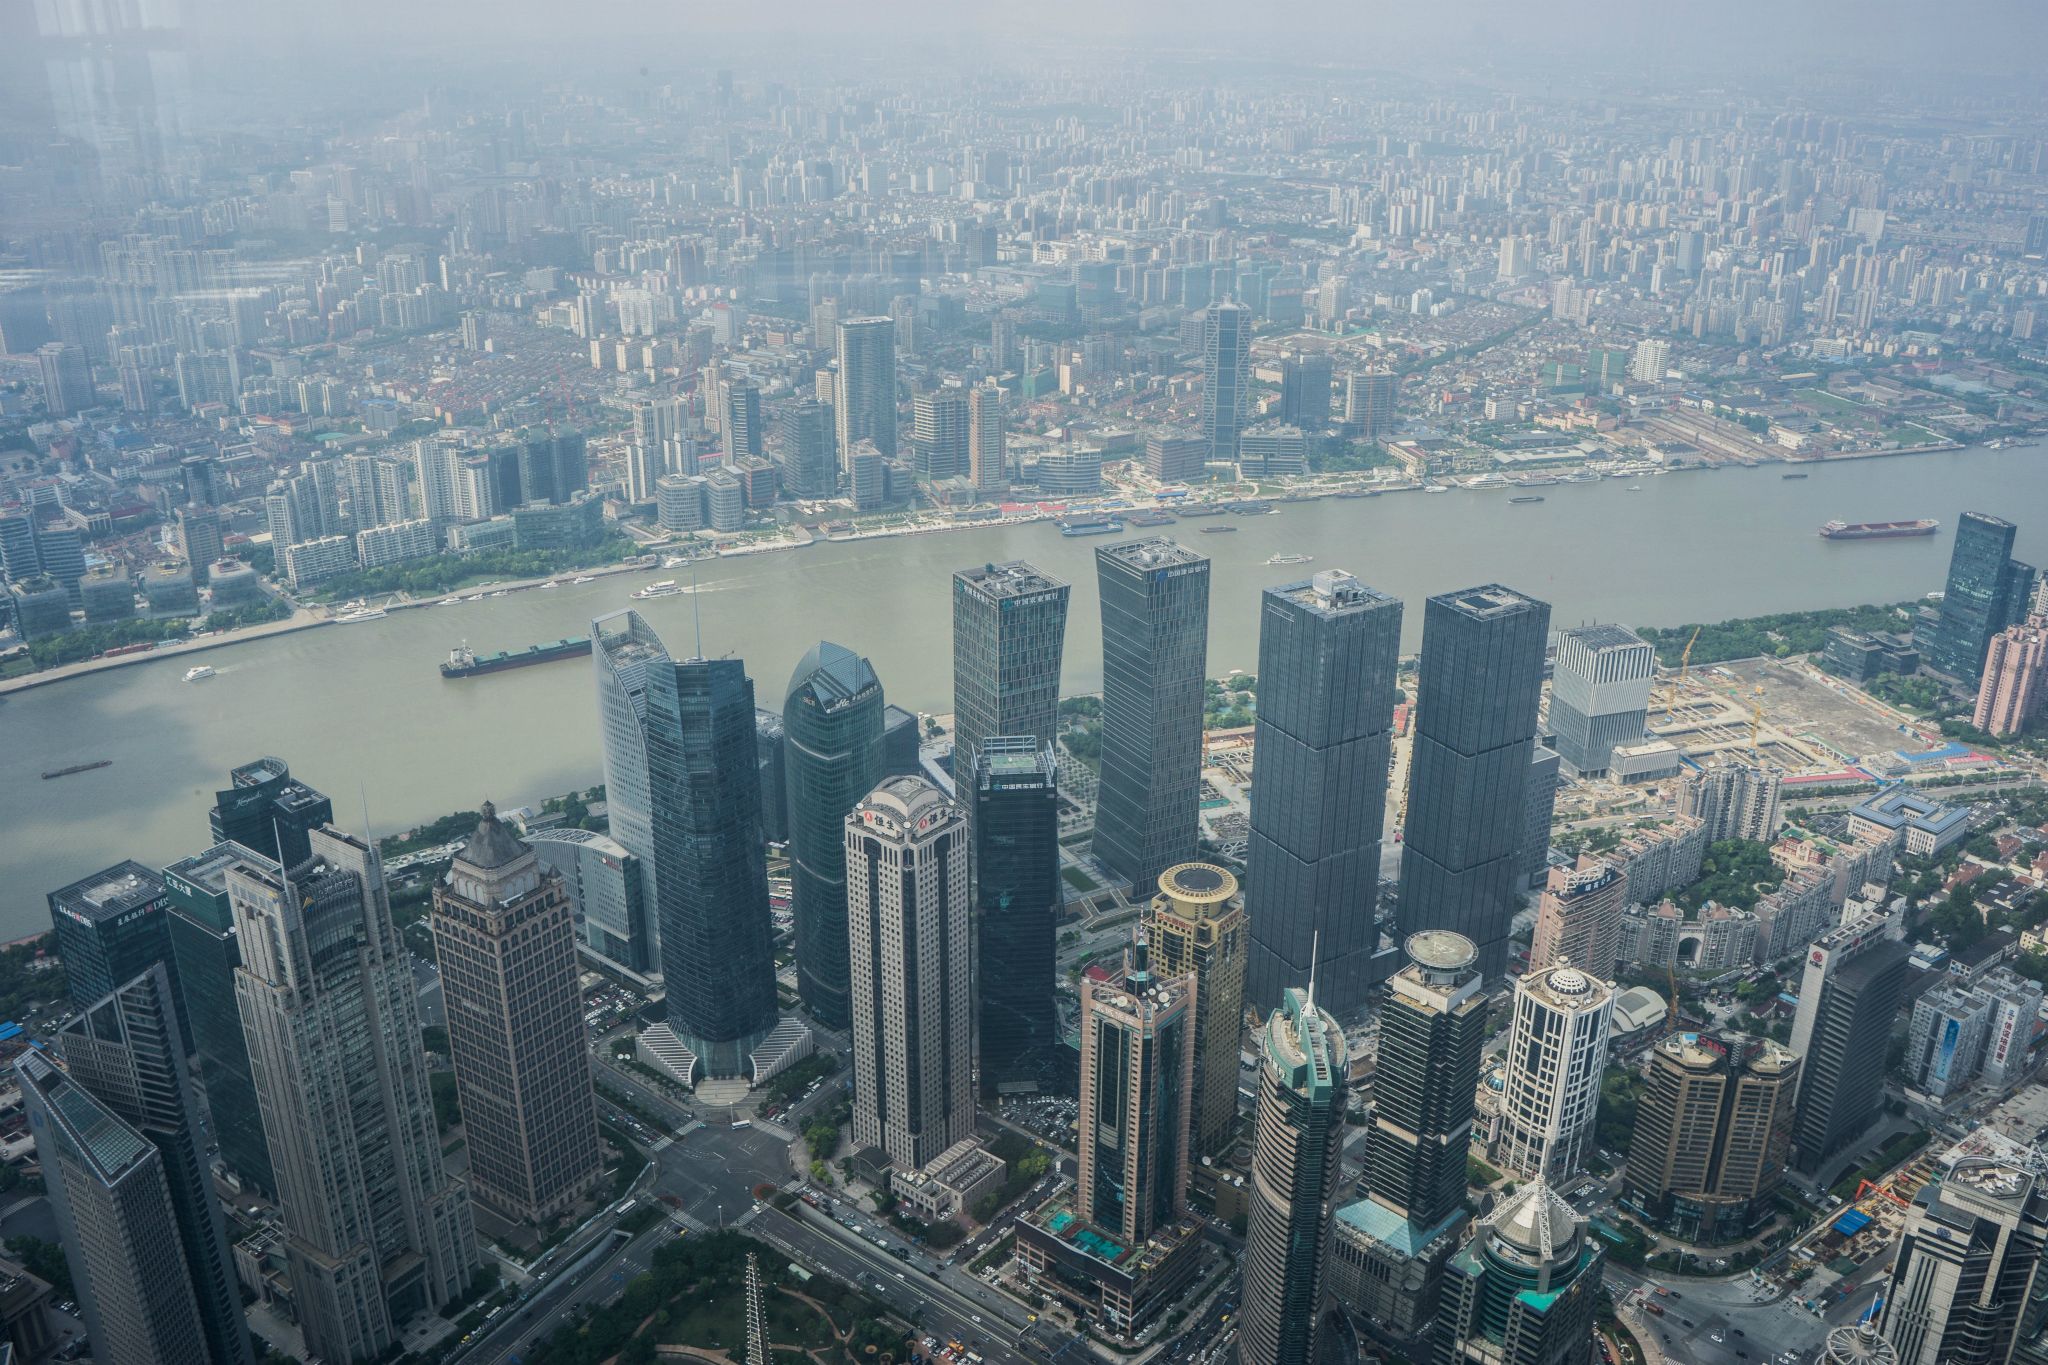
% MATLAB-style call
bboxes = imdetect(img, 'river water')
[4,445,2045,939]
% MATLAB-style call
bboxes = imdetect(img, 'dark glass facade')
[1790,939,1909,1175]
[1244,572,1402,1016]
[974,739,1061,1096]
[783,641,886,1031]
[1398,585,1551,981]
[951,561,1070,788]
[162,843,277,1198]
[47,861,185,1047]
[207,757,333,869]
[1926,511,2020,684]
[1093,539,1210,896]
[645,657,780,1074]
[1366,960,1486,1227]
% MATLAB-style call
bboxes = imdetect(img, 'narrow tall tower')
[835,317,897,461]
[1879,1160,2047,1365]
[951,560,1070,787]
[974,739,1062,1097]
[1237,983,1350,1365]
[592,610,671,974]
[1146,862,1248,1157]
[1497,961,1615,1183]
[1201,300,1251,464]
[430,804,604,1224]
[1076,932,1197,1245]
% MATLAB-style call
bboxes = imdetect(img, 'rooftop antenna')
[1304,930,1321,1020]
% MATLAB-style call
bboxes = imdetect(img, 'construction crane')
[1677,626,1703,688]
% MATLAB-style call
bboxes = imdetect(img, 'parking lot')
[999,1093,1078,1146]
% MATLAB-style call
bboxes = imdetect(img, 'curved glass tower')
[592,610,668,974]
[783,642,885,1031]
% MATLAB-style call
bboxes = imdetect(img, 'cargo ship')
[441,637,592,680]
[1058,517,1124,537]
[1819,519,1940,541]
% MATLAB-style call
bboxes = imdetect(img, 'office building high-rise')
[1925,512,2023,685]
[1237,985,1349,1365]
[50,965,252,1365]
[1278,351,1333,430]
[951,560,1070,790]
[16,1049,214,1365]
[1528,858,1629,976]
[1076,933,1197,1245]
[1399,585,1552,980]
[720,377,764,459]
[592,610,670,974]
[230,826,479,1364]
[175,503,224,584]
[1146,863,1247,1157]
[1435,1177,1605,1365]
[1788,914,1910,1176]
[1622,1033,1800,1244]
[846,777,974,1171]
[1497,961,1614,1182]
[645,656,782,1075]
[784,641,887,1031]
[969,386,1006,492]
[208,756,334,869]
[975,739,1062,1097]
[36,341,92,416]
[47,863,181,1035]
[776,397,836,500]
[1345,370,1397,440]
[1093,539,1211,895]
[430,805,604,1224]
[1547,624,1656,778]
[1200,300,1252,464]
[1244,570,1402,1016]
[161,844,278,1198]
[911,386,970,481]
[1879,1160,2047,1365]
[1329,931,1485,1339]
[836,317,897,461]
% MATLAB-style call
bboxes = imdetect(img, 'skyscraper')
[50,965,251,1365]
[592,610,670,974]
[1789,919,1910,1176]
[16,1049,214,1365]
[1200,300,1251,464]
[846,777,974,1171]
[1093,539,1211,895]
[1146,863,1247,1157]
[720,377,764,458]
[1528,858,1629,976]
[645,656,782,1074]
[1329,931,1486,1339]
[430,805,604,1224]
[1879,1160,2047,1365]
[784,641,887,1031]
[162,844,279,1197]
[207,756,334,869]
[1435,1178,1605,1365]
[1497,961,1615,1182]
[836,317,897,461]
[1278,352,1333,430]
[1399,584,1552,980]
[1973,618,2048,738]
[776,397,836,499]
[974,739,1061,1097]
[1925,512,2022,685]
[47,863,181,1033]
[969,386,1006,492]
[231,826,479,1364]
[911,386,970,481]
[1075,934,1196,1245]
[1546,624,1656,778]
[1237,986,1349,1365]
[36,341,91,416]
[951,560,1070,789]
[1345,370,1397,440]
[1622,1033,1800,1244]
[1244,570,1402,1016]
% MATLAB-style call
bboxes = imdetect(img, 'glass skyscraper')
[592,609,670,974]
[1201,300,1251,464]
[47,861,184,1044]
[1926,512,2025,685]
[1244,570,1403,1017]
[783,641,886,1031]
[951,561,1069,791]
[975,739,1061,1097]
[645,656,781,1075]
[207,756,333,873]
[1093,539,1211,896]
[1398,584,1551,981]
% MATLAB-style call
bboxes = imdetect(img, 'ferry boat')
[184,665,216,681]
[572,575,595,584]
[1819,518,1940,541]
[441,637,593,680]
[1058,517,1124,537]
[1509,495,1545,505]
[1267,553,1313,566]
[1423,484,1450,494]
[632,580,687,599]
[333,600,388,623]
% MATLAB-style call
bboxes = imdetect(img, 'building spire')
[1304,930,1321,1020]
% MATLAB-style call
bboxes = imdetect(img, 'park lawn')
[659,1284,839,1353]
[1891,423,1944,446]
